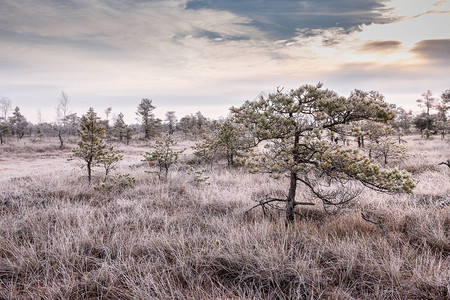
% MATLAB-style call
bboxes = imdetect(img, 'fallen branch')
[246,198,286,216]
[245,198,314,217]
[361,213,386,237]
[438,159,450,168]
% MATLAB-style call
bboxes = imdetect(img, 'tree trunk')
[227,151,234,167]
[58,132,64,149]
[87,161,92,184]
[286,171,297,223]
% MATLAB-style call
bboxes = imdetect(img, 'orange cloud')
[358,40,402,52]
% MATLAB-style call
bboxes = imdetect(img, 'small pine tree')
[72,108,119,183]
[97,145,123,179]
[142,134,184,180]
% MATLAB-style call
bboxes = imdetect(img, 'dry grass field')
[0,135,449,299]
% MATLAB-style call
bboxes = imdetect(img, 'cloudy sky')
[1,0,449,123]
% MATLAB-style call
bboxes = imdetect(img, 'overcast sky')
[1,0,449,123]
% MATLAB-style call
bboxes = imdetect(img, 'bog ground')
[0,136,449,299]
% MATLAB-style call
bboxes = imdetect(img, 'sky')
[0,0,449,123]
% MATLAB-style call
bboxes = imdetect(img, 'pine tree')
[142,134,184,180]
[232,84,415,222]
[9,106,28,140]
[72,108,113,183]
[113,112,126,142]
[136,98,156,139]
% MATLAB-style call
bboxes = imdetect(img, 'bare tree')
[36,109,43,125]
[0,97,11,144]
[56,91,70,148]
[105,107,112,132]
[0,97,12,121]
[57,92,70,121]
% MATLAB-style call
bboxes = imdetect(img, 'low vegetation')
[0,133,448,299]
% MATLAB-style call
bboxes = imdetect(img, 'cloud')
[358,40,402,52]
[185,0,394,40]
[411,39,450,65]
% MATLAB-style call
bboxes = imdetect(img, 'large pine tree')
[232,83,415,222]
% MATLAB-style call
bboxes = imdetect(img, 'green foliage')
[142,134,184,180]
[232,83,414,219]
[187,166,210,186]
[93,173,136,193]
[245,140,414,193]
[232,86,395,141]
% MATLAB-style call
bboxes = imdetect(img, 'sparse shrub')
[97,146,123,179]
[193,119,253,168]
[368,136,407,165]
[142,134,184,180]
[0,121,10,144]
[421,128,431,139]
[187,166,210,186]
[192,135,219,169]
[93,173,136,193]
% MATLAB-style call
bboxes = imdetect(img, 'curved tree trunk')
[58,132,64,149]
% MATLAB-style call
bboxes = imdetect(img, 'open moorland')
[0,135,449,299]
